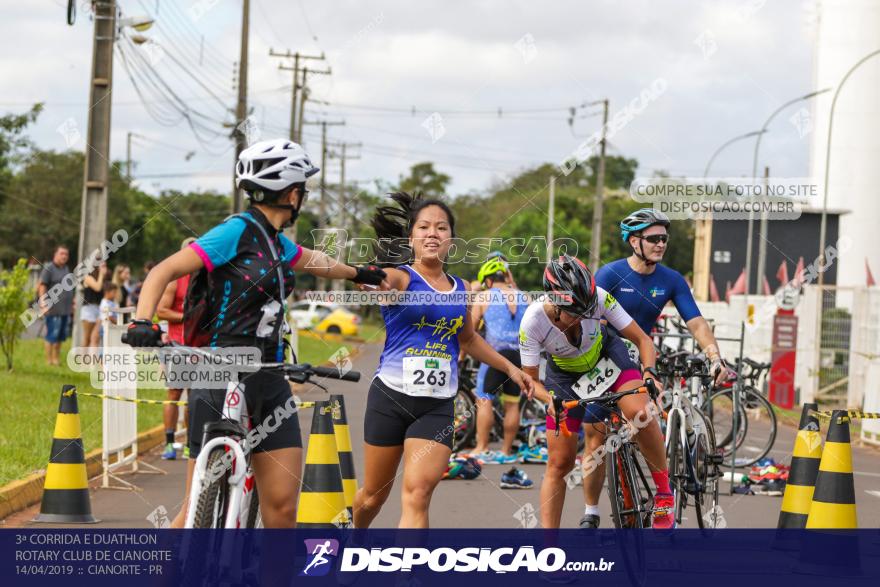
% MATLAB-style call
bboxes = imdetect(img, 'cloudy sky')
[2,0,822,197]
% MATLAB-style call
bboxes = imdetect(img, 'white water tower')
[809,0,880,286]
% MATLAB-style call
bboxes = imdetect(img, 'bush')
[0,259,31,370]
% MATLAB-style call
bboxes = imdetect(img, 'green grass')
[0,339,169,486]
[0,325,386,486]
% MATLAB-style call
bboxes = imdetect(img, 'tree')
[0,104,42,210]
[0,259,30,370]
[398,162,451,198]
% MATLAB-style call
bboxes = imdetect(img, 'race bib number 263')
[403,356,452,398]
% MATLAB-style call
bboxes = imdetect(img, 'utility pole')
[547,175,556,262]
[75,0,116,347]
[296,66,332,145]
[126,131,133,179]
[755,166,770,296]
[232,0,250,213]
[588,99,609,270]
[330,142,361,293]
[268,50,325,142]
[303,119,345,290]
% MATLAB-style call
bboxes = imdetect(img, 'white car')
[288,301,337,330]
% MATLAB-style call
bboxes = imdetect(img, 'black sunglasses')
[639,234,669,244]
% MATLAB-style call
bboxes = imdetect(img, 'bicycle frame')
[184,380,257,529]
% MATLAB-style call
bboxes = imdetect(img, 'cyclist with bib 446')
[519,254,674,530]
[469,257,530,473]
[123,139,387,528]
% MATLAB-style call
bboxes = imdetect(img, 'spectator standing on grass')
[99,282,120,328]
[112,264,132,308]
[156,239,196,460]
[82,262,108,348]
[37,245,74,366]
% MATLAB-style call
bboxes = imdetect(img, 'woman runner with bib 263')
[520,254,675,529]
[352,192,534,528]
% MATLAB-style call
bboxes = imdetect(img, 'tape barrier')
[61,388,318,409]
[810,409,880,424]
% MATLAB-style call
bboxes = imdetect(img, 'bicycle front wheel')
[452,389,476,453]
[708,387,776,467]
[192,448,231,529]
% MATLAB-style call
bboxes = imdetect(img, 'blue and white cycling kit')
[368,265,468,448]
[475,287,528,401]
[595,258,700,335]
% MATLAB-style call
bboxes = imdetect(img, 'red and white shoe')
[652,493,675,530]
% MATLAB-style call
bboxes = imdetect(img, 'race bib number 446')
[403,357,453,398]
[571,358,621,399]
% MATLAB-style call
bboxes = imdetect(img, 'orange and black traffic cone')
[33,385,98,523]
[806,410,857,529]
[330,394,357,523]
[778,403,823,529]
[296,400,348,528]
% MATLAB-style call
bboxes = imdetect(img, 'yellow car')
[315,308,360,336]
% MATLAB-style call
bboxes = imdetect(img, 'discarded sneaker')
[500,467,534,489]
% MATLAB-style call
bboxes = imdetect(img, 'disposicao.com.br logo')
[334,545,614,574]
[301,539,339,577]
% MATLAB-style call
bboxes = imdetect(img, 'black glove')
[122,319,163,347]
[351,265,386,286]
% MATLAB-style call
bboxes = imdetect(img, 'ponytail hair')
[371,191,456,267]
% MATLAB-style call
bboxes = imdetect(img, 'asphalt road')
[5,340,879,529]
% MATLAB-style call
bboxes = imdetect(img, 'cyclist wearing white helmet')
[124,139,386,528]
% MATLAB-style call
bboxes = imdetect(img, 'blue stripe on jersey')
[376,265,468,393]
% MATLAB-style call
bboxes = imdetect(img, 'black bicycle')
[704,357,777,467]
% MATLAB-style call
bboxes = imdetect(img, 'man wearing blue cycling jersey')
[470,257,530,469]
[596,209,728,385]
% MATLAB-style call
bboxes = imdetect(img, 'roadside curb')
[0,424,166,522]
[0,341,372,522]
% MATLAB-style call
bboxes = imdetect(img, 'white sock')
[584,504,600,516]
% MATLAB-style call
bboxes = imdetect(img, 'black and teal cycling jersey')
[189,207,301,351]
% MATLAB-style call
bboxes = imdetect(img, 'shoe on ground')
[183,446,190,459]
[579,513,600,529]
[518,445,548,464]
[161,443,177,460]
[470,450,497,464]
[489,452,519,465]
[500,467,534,489]
[652,492,675,530]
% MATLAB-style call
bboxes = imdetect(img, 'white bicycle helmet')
[235,139,319,195]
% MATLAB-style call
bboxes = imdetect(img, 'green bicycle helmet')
[477,257,508,285]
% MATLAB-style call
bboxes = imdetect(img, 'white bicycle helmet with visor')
[236,138,319,199]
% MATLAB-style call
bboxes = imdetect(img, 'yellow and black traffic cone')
[806,410,857,529]
[778,403,822,529]
[296,400,348,528]
[330,394,357,522]
[796,412,860,576]
[34,385,98,524]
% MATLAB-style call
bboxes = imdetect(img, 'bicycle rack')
[653,320,747,496]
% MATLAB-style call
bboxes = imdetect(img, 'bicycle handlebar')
[119,337,362,383]
[552,379,658,437]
